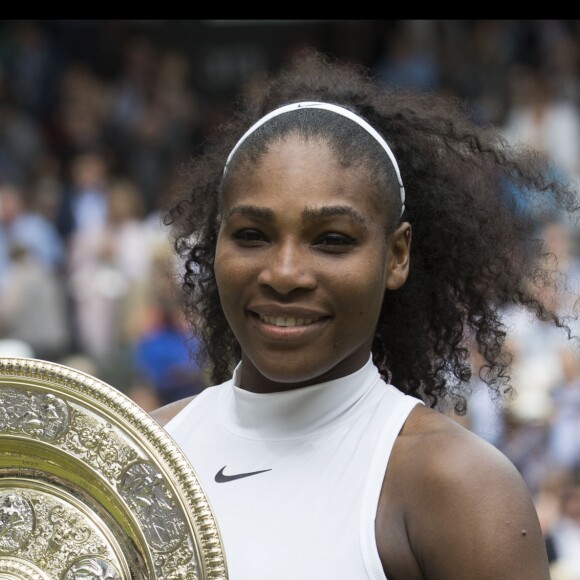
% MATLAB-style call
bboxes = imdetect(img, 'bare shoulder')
[377,404,550,580]
[149,395,197,427]
[400,405,523,484]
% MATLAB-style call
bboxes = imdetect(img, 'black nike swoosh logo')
[214,465,272,483]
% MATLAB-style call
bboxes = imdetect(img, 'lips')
[258,314,320,327]
[248,308,329,341]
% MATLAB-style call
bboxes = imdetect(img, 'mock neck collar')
[219,355,380,440]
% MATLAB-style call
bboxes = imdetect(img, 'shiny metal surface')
[0,357,228,579]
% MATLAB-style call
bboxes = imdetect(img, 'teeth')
[259,315,318,327]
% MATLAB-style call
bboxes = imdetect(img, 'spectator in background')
[109,33,158,136]
[26,150,67,227]
[540,22,580,103]
[465,342,507,449]
[547,467,580,579]
[0,94,46,186]
[373,21,442,93]
[549,358,580,471]
[0,20,61,124]
[67,177,151,366]
[132,299,207,407]
[0,180,65,284]
[0,179,70,363]
[51,61,113,170]
[502,219,580,426]
[533,469,572,577]
[545,220,580,470]
[498,219,580,494]
[440,20,518,125]
[113,47,202,213]
[502,65,580,188]
[56,147,111,240]
[0,243,71,360]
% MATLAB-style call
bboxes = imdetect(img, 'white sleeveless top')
[165,356,423,580]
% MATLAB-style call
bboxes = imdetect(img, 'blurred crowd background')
[1,19,580,577]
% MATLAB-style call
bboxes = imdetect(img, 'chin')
[244,352,346,390]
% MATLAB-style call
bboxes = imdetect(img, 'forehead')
[222,134,384,215]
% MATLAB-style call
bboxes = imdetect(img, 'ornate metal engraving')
[0,357,228,579]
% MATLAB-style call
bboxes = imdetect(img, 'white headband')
[224,101,406,215]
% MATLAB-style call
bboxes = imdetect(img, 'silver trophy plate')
[0,357,228,579]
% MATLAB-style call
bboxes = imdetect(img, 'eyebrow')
[226,205,274,219]
[302,205,367,225]
[226,204,367,225]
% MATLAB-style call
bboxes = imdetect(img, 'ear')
[385,222,411,290]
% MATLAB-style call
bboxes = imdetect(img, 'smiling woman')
[215,133,407,392]
[151,48,579,579]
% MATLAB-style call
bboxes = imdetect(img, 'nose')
[257,241,317,294]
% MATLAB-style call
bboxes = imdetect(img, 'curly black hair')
[165,48,579,414]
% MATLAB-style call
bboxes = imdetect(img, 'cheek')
[214,256,243,332]
[335,265,386,320]
[214,243,237,298]
[214,243,255,301]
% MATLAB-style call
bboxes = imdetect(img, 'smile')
[259,315,320,327]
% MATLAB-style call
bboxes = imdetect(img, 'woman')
[153,49,578,579]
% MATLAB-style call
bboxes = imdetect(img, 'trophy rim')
[0,356,228,580]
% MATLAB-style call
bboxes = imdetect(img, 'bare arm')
[377,406,550,580]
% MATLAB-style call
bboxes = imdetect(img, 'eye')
[233,229,268,246]
[313,232,355,250]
